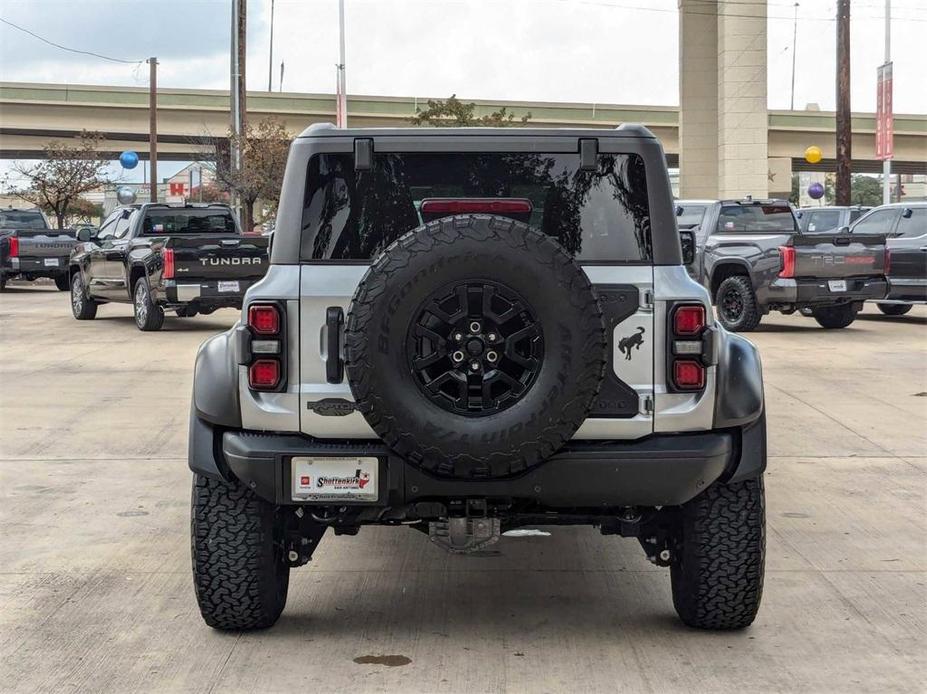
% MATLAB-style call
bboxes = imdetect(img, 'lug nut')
[659,549,672,562]
[288,550,299,562]
[469,321,481,333]
[486,351,498,363]
[454,332,463,341]
[452,350,465,362]
[470,361,480,371]
[488,333,497,341]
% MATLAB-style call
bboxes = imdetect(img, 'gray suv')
[188,125,767,632]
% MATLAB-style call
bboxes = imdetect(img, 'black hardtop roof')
[296,122,656,140]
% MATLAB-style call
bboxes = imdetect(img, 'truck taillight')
[246,303,285,391]
[8,237,18,258]
[670,303,708,391]
[778,245,795,278]
[162,248,175,279]
[884,248,891,276]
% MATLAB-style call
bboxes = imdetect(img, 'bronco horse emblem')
[618,326,646,360]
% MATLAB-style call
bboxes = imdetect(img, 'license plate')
[828,280,847,292]
[292,457,379,501]
[217,280,240,293]
[43,258,59,267]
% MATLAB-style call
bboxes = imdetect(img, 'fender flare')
[192,328,242,428]
[713,329,764,429]
[706,258,754,296]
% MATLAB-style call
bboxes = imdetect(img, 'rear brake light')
[248,304,280,335]
[8,237,18,258]
[884,248,891,276]
[673,305,705,336]
[420,198,533,216]
[673,360,705,390]
[249,359,280,389]
[778,245,795,278]
[162,248,175,279]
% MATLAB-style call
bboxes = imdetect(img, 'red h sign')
[876,62,894,161]
[169,182,186,196]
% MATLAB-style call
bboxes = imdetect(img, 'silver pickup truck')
[677,198,888,330]
[0,208,78,291]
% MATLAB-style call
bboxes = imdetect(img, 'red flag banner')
[876,62,894,161]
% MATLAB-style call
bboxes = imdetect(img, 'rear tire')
[0,275,6,292]
[877,303,912,316]
[671,478,766,630]
[54,275,69,291]
[70,272,97,320]
[191,474,290,630]
[714,275,762,332]
[811,303,858,329]
[133,277,164,331]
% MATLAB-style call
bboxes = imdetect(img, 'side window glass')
[114,211,137,239]
[896,208,927,238]
[853,209,897,234]
[96,211,121,240]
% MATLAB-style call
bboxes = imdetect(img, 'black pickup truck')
[69,203,269,330]
[0,207,77,291]
[677,198,887,330]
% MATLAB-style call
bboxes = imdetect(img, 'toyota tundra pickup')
[677,198,887,330]
[189,124,767,632]
[69,203,269,330]
[0,207,77,291]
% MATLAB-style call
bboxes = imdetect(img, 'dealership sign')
[875,62,893,161]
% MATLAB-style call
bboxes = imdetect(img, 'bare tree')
[7,132,109,229]
[213,118,291,230]
[411,94,531,127]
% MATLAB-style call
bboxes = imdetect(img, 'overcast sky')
[1,0,926,114]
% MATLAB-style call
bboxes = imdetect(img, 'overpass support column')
[679,0,769,199]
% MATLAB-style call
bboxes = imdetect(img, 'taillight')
[246,303,285,390]
[420,198,533,216]
[8,236,19,258]
[884,248,891,276]
[778,245,795,278]
[248,304,280,335]
[673,305,705,336]
[673,360,705,390]
[162,248,175,279]
[249,359,280,389]
[669,303,708,391]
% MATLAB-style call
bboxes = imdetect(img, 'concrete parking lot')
[1,282,924,693]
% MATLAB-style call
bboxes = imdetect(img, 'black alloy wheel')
[407,280,543,417]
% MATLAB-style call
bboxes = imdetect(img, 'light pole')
[268,0,275,92]
[882,0,892,204]
[789,2,799,111]
[336,0,347,127]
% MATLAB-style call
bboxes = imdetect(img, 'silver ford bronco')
[189,124,766,631]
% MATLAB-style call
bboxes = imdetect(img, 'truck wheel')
[877,303,912,316]
[70,273,97,320]
[715,276,762,332]
[811,303,858,329]
[133,277,164,331]
[670,478,766,630]
[54,275,70,291]
[0,275,6,292]
[191,474,290,630]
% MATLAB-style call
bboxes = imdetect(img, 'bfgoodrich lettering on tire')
[344,214,607,479]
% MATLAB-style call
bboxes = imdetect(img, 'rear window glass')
[717,204,796,233]
[300,152,652,262]
[806,210,841,233]
[676,205,706,229]
[142,209,236,235]
[0,210,48,229]
[896,208,927,238]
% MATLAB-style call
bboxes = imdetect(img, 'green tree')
[411,94,531,127]
[850,175,883,206]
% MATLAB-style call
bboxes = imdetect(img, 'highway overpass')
[1,82,925,175]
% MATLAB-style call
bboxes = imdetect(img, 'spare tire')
[345,214,607,479]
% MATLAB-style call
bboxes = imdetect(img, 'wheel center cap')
[465,338,484,356]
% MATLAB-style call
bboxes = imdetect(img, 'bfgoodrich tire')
[811,303,858,329]
[877,303,912,316]
[191,474,290,630]
[671,478,766,630]
[345,214,607,479]
[715,275,762,332]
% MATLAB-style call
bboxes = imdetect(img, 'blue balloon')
[119,151,139,170]
[808,182,825,200]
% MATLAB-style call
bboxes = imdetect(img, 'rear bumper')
[766,276,887,306]
[189,415,766,509]
[1,255,69,277]
[158,278,258,309]
[884,278,927,303]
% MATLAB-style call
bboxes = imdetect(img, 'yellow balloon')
[804,145,823,164]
